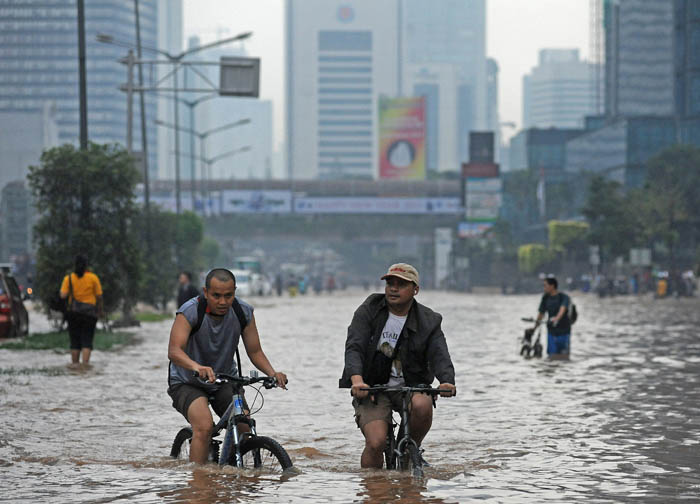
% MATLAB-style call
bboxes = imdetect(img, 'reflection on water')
[1,292,700,502]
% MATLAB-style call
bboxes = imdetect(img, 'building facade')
[604,0,674,118]
[522,49,598,129]
[286,0,400,180]
[0,0,161,177]
[402,0,487,170]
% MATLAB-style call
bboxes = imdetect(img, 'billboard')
[378,96,426,179]
[221,190,292,214]
[465,177,502,221]
[294,197,460,214]
[458,222,494,238]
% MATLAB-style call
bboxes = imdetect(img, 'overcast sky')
[183,0,590,147]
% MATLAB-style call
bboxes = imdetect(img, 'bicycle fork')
[219,415,258,467]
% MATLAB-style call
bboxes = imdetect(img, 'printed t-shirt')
[60,272,103,305]
[377,312,407,386]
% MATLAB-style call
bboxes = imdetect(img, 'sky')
[183,0,591,147]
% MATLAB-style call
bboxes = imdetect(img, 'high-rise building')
[522,49,598,129]
[604,0,674,117]
[675,0,700,145]
[402,0,487,170]
[0,104,58,191]
[0,0,160,177]
[157,0,183,181]
[286,0,487,179]
[286,0,400,180]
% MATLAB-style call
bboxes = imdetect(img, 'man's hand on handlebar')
[193,365,216,383]
[272,371,288,390]
[351,380,370,399]
[438,383,456,397]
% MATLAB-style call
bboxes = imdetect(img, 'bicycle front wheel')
[235,436,293,473]
[406,443,424,478]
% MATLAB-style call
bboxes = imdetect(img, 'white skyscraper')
[157,0,183,180]
[402,0,487,170]
[286,0,400,180]
[522,49,598,129]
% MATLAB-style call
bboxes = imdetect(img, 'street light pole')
[155,117,251,211]
[77,0,88,149]
[97,30,253,215]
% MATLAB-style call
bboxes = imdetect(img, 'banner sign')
[294,197,460,214]
[378,96,426,180]
[221,190,292,213]
[465,176,502,221]
[458,221,494,238]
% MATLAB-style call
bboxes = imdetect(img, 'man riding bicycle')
[167,268,287,464]
[339,263,456,469]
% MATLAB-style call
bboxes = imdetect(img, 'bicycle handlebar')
[359,385,449,396]
[193,371,281,389]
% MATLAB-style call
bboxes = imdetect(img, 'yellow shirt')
[60,272,103,305]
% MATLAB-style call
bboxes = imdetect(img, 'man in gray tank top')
[167,268,288,464]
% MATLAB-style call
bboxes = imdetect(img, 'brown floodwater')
[1,290,699,502]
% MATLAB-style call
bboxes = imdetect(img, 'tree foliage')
[28,143,142,313]
[518,243,551,274]
[134,208,208,309]
[548,220,590,251]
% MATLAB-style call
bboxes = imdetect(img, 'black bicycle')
[519,317,543,358]
[360,385,446,478]
[170,371,293,473]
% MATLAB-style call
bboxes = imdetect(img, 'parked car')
[0,264,29,338]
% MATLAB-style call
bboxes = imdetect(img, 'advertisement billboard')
[378,96,426,179]
[465,177,502,221]
[294,197,460,214]
[221,190,292,214]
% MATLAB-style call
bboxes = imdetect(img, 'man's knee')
[187,397,213,436]
[362,420,388,452]
[411,395,433,422]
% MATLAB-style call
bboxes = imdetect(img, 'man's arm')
[425,318,456,397]
[345,305,373,398]
[167,314,215,382]
[96,295,104,319]
[240,314,287,388]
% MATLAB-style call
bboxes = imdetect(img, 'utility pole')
[77,0,88,149]
[126,50,134,152]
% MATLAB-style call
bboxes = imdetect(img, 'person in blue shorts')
[535,277,572,357]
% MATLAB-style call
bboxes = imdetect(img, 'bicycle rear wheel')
[170,427,192,460]
[170,427,220,463]
[235,436,293,473]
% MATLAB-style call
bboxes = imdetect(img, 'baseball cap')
[381,263,419,286]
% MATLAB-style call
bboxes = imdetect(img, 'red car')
[0,265,29,338]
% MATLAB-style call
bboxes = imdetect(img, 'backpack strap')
[189,295,208,335]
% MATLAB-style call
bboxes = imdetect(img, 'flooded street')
[2,289,700,503]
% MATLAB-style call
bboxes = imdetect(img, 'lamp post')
[96,30,253,214]
[155,118,251,209]
[171,145,252,213]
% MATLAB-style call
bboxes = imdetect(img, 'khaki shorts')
[352,391,412,430]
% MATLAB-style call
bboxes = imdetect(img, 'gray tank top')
[168,296,254,390]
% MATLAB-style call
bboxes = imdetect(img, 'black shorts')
[168,382,248,421]
[67,312,97,350]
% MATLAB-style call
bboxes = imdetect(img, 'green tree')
[134,208,207,309]
[28,143,142,314]
[581,175,641,263]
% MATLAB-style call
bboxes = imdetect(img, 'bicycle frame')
[214,383,257,467]
[361,385,442,475]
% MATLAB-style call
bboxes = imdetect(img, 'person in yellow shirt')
[60,254,103,367]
